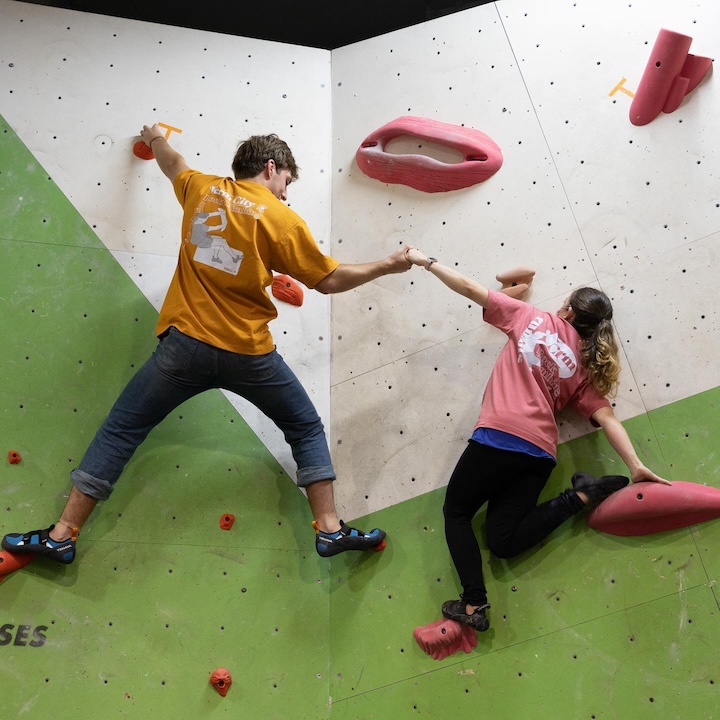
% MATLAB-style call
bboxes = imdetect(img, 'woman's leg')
[443,442,500,606]
[485,454,583,559]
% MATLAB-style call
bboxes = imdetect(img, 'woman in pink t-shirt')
[405,248,669,633]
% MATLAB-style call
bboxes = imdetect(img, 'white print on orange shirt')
[189,207,243,276]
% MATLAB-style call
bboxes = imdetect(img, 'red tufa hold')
[271,274,304,307]
[209,667,232,697]
[629,29,712,126]
[413,618,477,661]
[220,513,235,530]
[7,450,21,464]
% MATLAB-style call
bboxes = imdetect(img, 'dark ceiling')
[21,0,493,50]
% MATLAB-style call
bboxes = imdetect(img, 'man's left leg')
[222,348,385,556]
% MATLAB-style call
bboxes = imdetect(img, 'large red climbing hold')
[355,116,503,193]
[588,480,720,536]
[629,29,712,126]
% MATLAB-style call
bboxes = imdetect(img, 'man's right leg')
[3,328,208,562]
[52,486,98,540]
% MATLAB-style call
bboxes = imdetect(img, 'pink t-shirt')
[474,291,610,458]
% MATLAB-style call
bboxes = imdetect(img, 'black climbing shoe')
[571,472,629,508]
[441,599,491,632]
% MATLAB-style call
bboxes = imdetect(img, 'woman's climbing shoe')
[441,599,491,632]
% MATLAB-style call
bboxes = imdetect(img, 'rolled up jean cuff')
[71,468,114,501]
[297,465,336,488]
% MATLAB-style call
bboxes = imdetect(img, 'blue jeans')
[71,326,335,500]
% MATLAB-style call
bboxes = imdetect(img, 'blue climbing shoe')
[313,520,386,557]
[2,524,77,564]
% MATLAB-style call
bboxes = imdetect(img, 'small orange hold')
[220,513,235,530]
[133,141,155,160]
[271,274,304,307]
[7,450,21,465]
[373,538,387,552]
[209,668,232,697]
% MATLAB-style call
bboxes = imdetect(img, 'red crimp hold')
[220,513,235,530]
[133,140,155,160]
[7,450,21,464]
[271,274,304,307]
[209,667,232,696]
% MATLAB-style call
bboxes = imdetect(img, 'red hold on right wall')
[629,28,712,126]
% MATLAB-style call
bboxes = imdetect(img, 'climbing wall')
[1,0,719,718]
[327,0,719,716]
[0,114,332,715]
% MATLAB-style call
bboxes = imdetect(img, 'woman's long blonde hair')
[568,287,621,397]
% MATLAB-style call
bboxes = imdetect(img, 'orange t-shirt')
[156,170,339,355]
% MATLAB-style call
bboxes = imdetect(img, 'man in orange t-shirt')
[3,125,412,565]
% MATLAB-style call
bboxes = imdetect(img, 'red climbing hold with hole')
[209,667,232,696]
[629,29,712,126]
[271,274,304,307]
[588,480,720,536]
[8,450,21,464]
[0,550,35,583]
[413,617,477,660]
[220,514,235,530]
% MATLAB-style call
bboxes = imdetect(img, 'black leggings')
[443,441,584,605]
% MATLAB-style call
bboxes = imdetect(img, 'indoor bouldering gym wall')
[1,0,718,718]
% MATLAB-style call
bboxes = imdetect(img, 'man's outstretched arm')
[314,247,413,294]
